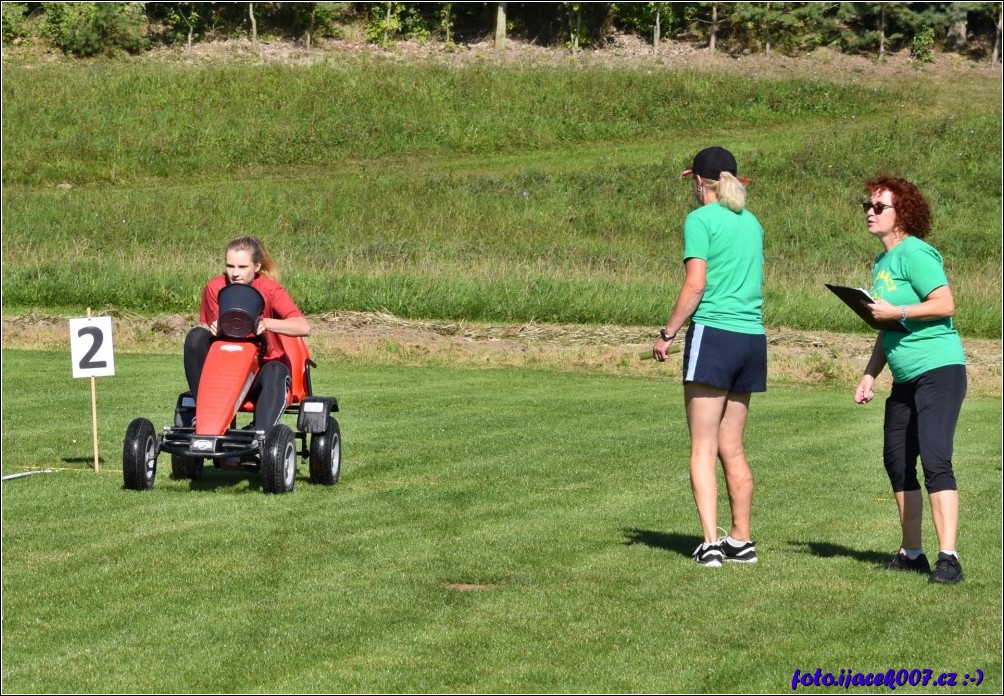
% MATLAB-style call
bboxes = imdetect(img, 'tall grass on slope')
[2,61,999,336]
[3,112,1000,336]
[3,61,895,186]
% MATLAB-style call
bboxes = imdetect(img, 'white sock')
[939,549,959,558]
[726,535,750,547]
[900,547,924,559]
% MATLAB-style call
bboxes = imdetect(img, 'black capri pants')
[883,363,967,494]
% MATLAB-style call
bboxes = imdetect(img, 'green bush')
[911,26,935,63]
[365,1,403,45]
[43,1,147,57]
[365,2,438,45]
[309,2,353,40]
[1,2,29,45]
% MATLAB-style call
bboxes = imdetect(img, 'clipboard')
[825,284,911,333]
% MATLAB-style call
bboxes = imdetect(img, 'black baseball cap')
[681,146,750,184]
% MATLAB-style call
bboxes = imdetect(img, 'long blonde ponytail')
[707,172,747,213]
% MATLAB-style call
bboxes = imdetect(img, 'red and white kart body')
[123,295,341,494]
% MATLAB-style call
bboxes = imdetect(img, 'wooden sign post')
[69,309,115,472]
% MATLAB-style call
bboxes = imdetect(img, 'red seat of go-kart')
[237,334,312,412]
[278,334,312,405]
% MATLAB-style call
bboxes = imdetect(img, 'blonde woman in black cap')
[652,146,767,568]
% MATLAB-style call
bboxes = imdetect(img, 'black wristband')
[659,328,676,342]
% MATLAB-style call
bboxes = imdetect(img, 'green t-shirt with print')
[683,202,765,335]
[871,235,966,383]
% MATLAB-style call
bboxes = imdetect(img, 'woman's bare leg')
[685,382,729,542]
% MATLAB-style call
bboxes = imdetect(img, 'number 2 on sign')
[70,316,115,378]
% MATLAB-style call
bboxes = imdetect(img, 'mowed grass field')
[1,351,1002,693]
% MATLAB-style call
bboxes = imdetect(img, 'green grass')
[1,62,892,184]
[2,350,1001,692]
[2,60,1001,336]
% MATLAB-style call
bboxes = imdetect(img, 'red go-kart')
[122,284,341,494]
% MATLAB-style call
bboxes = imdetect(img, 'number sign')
[70,316,115,378]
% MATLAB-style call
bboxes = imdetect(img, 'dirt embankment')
[7,31,998,84]
[141,33,1000,83]
[3,310,1000,398]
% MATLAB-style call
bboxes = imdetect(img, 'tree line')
[2,2,1001,63]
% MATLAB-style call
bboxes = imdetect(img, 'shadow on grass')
[175,466,263,493]
[625,532,893,567]
[623,528,702,559]
[788,540,889,565]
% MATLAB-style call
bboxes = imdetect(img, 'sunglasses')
[862,201,895,214]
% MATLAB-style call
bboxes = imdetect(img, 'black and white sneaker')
[693,541,724,568]
[722,538,758,564]
[879,551,931,574]
[928,552,964,584]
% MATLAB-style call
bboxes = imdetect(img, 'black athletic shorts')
[682,323,767,393]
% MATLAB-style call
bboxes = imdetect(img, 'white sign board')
[70,316,115,378]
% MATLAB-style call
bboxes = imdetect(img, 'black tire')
[123,418,158,490]
[261,424,296,494]
[309,417,341,485]
[171,454,204,480]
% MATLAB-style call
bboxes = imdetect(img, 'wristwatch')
[659,328,677,342]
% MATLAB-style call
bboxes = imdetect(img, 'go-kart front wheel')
[309,417,341,485]
[261,424,296,494]
[123,418,158,490]
[171,454,204,480]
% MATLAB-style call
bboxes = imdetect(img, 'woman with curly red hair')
[854,176,967,584]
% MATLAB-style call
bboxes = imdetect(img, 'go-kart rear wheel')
[261,424,296,494]
[123,418,158,490]
[309,417,341,485]
[171,454,204,480]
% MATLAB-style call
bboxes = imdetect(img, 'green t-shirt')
[870,235,966,382]
[683,202,765,335]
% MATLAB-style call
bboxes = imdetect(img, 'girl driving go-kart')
[122,236,341,494]
[183,236,311,433]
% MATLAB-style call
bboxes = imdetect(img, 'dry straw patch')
[4,310,1000,398]
[131,34,1001,85]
